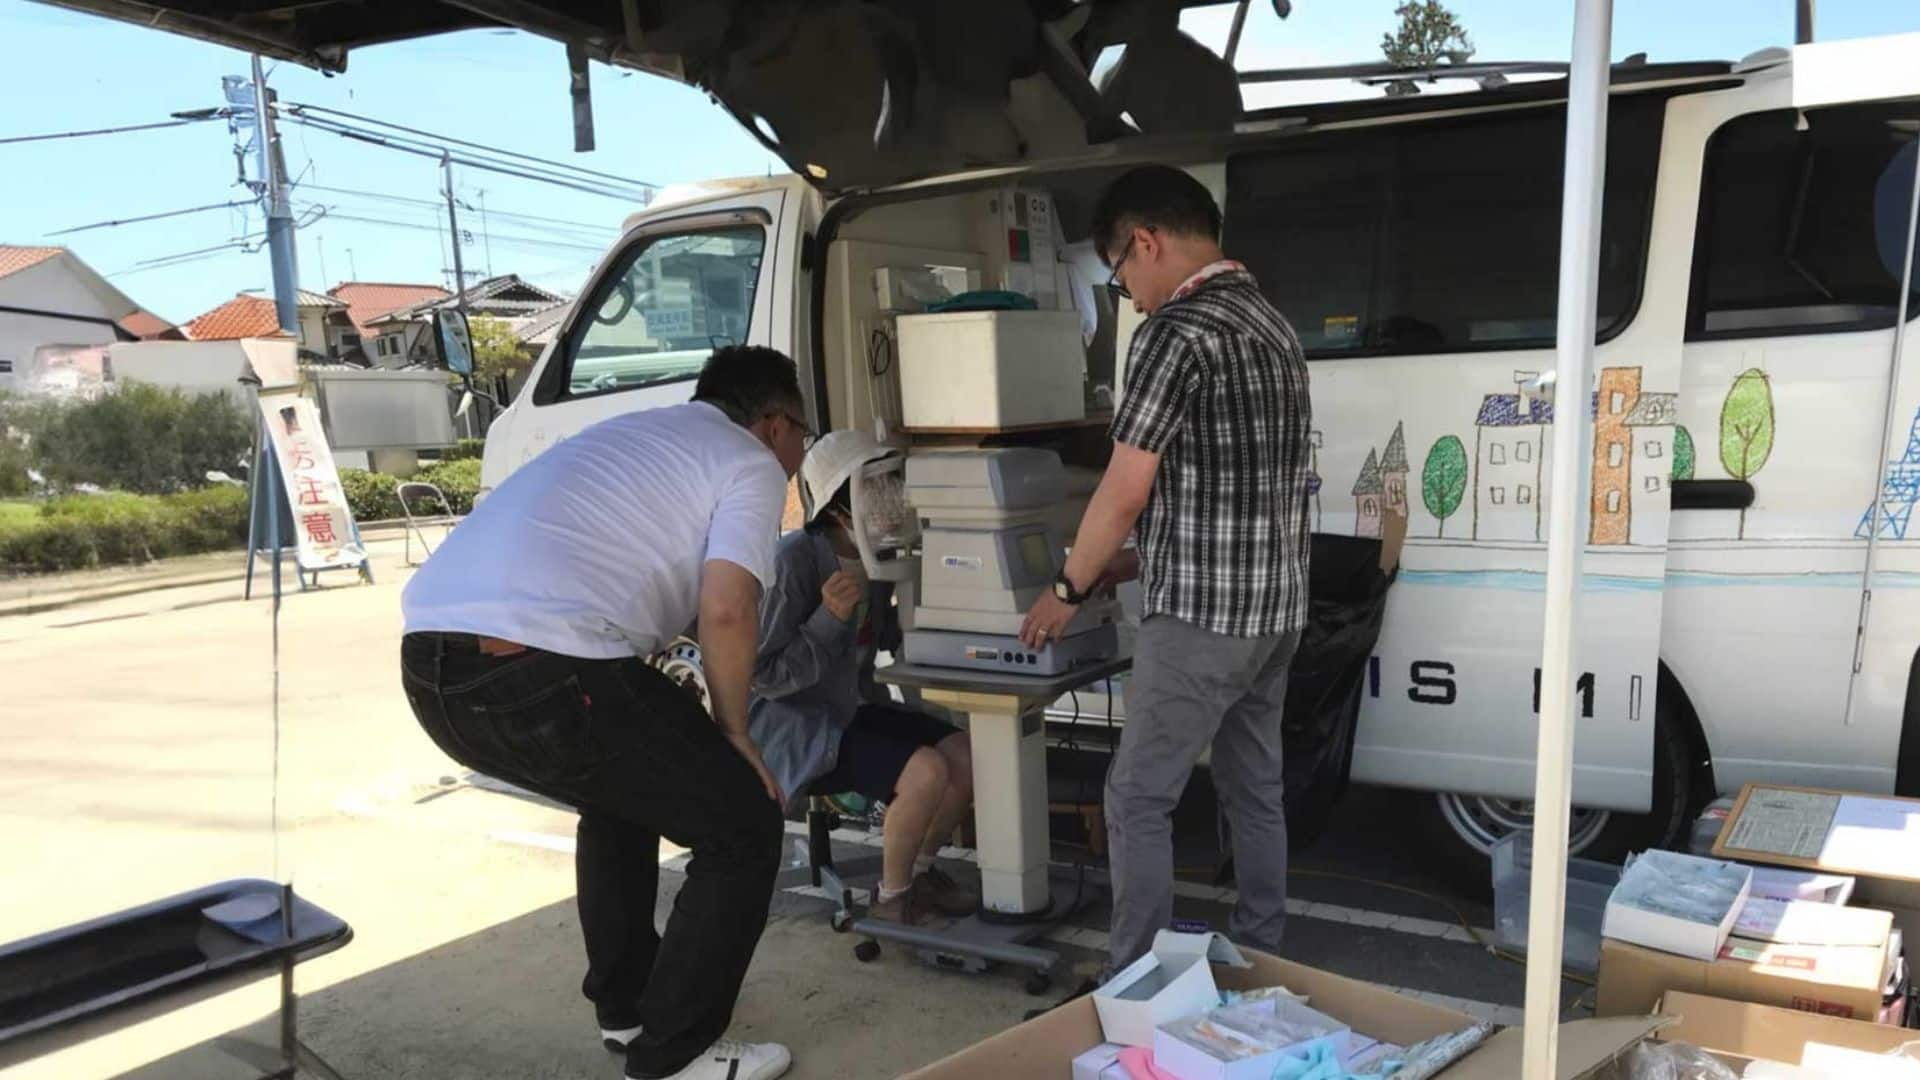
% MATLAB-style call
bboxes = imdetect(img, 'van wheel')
[1413,699,1693,899]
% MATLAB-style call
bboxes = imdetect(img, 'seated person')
[747,431,978,924]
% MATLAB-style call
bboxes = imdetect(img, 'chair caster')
[830,910,854,933]
[1024,971,1052,996]
[854,939,882,963]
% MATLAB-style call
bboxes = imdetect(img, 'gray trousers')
[1106,614,1300,971]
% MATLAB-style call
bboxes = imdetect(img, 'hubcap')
[1436,792,1611,856]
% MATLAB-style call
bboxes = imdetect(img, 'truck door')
[1226,91,1686,839]
[489,189,795,481]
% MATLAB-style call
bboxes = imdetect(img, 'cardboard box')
[1714,785,1920,902]
[905,950,1668,1080]
[1602,851,1752,961]
[1735,898,1894,947]
[1655,991,1920,1071]
[1092,931,1250,1047]
[1598,923,1893,1021]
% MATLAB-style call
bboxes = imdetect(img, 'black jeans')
[400,632,783,1078]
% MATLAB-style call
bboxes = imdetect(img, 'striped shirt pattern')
[1110,266,1312,638]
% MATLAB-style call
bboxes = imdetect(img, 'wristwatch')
[1052,570,1091,606]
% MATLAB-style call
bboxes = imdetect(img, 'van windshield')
[561,225,766,397]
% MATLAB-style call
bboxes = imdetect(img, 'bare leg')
[882,747,948,893]
[921,732,975,857]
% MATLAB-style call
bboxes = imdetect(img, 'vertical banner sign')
[259,390,364,569]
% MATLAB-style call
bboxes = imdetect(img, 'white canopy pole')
[1521,1,1612,1076]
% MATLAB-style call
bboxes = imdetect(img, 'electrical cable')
[292,205,608,255]
[279,113,653,204]
[282,100,659,191]
[297,182,616,238]
[48,200,253,237]
[0,117,210,145]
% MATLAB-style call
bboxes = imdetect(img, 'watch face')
[1053,579,1071,602]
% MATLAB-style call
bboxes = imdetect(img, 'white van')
[475,34,1920,886]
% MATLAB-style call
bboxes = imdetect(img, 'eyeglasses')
[782,411,817,450]
[1104,237,1138,301]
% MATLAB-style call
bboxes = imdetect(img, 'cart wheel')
[1024,971,1052,996]
[830,910,853,933]
[854,940,882,963]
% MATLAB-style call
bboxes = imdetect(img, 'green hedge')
[0,486,250,573]
[443,437,487,461]
[339,458,482,521]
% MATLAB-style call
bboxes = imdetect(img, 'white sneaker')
[602,1021,643,1053]
[632,1038,792,1080]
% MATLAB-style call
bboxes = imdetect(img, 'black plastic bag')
[1280,532,1398,851]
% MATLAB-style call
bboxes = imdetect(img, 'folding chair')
[397,481,457,566]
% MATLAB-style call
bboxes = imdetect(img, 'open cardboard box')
[1653,991,1920,1072]
[1597,924,1894,1022]
[1713,783,1920,947]
[905,951,1668,1079]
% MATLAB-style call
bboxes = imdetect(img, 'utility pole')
[443,152,472,316]
[1796,0,1815,44]
[442,152,477,437]
[477,187,495,278]
[251,55,300,337]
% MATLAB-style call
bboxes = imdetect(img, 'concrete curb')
[0,571,246,618]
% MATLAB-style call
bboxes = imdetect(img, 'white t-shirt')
[402,401,788,660]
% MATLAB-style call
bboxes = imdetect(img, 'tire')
[1412,697,1695,899]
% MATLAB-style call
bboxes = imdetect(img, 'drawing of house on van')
[1473,373,1550,541]
[1354,448,1384,539]
[1623,391,1676,546]
[1380,422,1410,518]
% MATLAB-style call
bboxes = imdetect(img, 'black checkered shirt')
[1110,267,1312,638]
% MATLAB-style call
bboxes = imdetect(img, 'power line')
[278,112,653,205]
[282,100,658,191]
[0,117,210,146]
[48,200,252,237]
[296,182,615,239]
[294,205,609,255]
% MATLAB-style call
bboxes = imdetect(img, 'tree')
[1719,370,1775,539]
[1422,434,1468,538]
[19,381,251,495]
[1672,424,1696,482]
[1381,1,1475,71]
[469,314,529,384]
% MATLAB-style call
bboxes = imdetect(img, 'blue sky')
[2,0,1917,325]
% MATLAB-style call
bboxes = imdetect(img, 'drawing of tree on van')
[1422,435,1467,538]
[1672,425,1695,482]
[1719,368,1775,540]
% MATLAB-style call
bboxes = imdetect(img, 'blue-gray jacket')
[748,529,899,814]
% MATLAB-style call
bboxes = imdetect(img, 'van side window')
[1225,94,1664,358]
[1689,105,1919,339]
[537,225,766,404]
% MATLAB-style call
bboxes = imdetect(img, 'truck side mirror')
[434,308,474,377]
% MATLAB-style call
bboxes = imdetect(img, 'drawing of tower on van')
[1857,403,1920,540]
[1589,367,1642,545]
[1353,448,1384,540]
[1472,372,1550,541]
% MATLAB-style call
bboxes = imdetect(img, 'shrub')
[339,468,403,522]
[443,437,487,461]
[413,458,482,514]
[0,486,250,573]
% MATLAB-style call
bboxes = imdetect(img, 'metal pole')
[443,153,477,438]
[1796,0,1815,45]
[1846,136,1920,718]
[1521,1,1610,1076]
[1223,0,1253,66]
[251,55,300,338]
